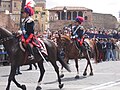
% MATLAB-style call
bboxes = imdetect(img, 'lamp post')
[63,6,67,20]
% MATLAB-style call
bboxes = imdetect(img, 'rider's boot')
[27,44,35,60]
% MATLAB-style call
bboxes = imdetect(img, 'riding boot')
[81,45,86,52]
[27,44,34,60]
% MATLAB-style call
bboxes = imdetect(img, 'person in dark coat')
[21,3,35,60]
[71,16,85,51]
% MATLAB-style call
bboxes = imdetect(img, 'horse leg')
[60,57,68,78]
[74,58,80,79]
[84,50,93,76]
[82,50,89,76]
[83,59,89,76]
[51,61,64,89]
[60,66,64,78]
[36,61,45,90]
[87,51,93,76]
[33,63,37,70]
[6,66,26,90]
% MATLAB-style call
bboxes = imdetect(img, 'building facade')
[49,6,118,31]
[49,6,93,29]
[0,0,48,32]
[0,0,11,12]
[34,0,46,9]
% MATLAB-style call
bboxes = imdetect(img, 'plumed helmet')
[23,1,34,16]
[75,16,84,23]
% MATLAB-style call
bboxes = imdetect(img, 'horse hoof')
[59,84,64,89]
[75,75,80,79]
[89,72,93,76]
[6,87,9,90]
[83,72,87,76]
[36,86,42,90]
[60,74,64,78]
[21,85,26,90]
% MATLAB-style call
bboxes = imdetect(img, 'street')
[0,59,120,90]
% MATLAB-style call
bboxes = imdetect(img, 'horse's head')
[56,34,71,52]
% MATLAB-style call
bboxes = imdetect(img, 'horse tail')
[57,56,71,72]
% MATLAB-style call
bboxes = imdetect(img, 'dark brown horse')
[56,34,96,78]
[0,27,71,90]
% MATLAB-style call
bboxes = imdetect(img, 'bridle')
[0,36,13,44]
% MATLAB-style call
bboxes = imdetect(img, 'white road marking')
[82,79,120,90]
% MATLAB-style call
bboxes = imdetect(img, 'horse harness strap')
[0,36,13,43]
[73,25,81,35]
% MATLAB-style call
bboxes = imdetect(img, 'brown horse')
[0,27,71,90]
[56,34,97,78]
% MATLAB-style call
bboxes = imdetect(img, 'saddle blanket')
[36,38,48,56]
[19,37,48,56]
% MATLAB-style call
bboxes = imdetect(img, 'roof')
[49,6,92,11]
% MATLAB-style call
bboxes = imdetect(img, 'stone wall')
[0,12,41,33]
[0,12,19,32]
[49,20,73,31]
[92,13,118,29]
[49,13,118,31]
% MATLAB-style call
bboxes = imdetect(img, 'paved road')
[0,59,120,90]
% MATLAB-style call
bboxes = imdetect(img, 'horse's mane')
[0,27,12,36]
[61,35,71,41]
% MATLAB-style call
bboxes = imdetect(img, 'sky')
[46,0,120,20]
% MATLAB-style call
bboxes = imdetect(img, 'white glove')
[71,36,76,39]
[23,30,26,34]
[18,30,22,35]
[75,35,78,38]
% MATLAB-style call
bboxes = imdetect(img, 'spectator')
[106,39,115,61]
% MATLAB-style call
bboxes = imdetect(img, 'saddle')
[19,35,48,56]
[75,38,91,52]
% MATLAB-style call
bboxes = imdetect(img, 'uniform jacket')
[72,25,84,39]
[22,16,34,38]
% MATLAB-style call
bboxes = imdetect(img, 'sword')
[36,47,50,66]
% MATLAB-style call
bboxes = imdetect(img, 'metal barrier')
[0,51,8,62]
[0,44,9,66]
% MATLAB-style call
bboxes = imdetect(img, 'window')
[73,11,77,20]
[61,11,65,20]
[14,2,16,7]
[78,11,83,17]
[67,11,71,20]
[56,11,60,20]
[84,16,88,20]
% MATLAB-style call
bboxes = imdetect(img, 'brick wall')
[0,12,19,32]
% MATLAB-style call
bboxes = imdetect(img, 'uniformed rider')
[21,3,35,60]
[71,16,85,50]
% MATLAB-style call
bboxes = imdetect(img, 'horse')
[0,27,71,90]
[56,34,97,79]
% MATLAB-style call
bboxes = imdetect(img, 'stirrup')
[28,55,34,60]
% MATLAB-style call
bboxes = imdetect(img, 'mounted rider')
[20,2,35,60]
[71,16,86,51]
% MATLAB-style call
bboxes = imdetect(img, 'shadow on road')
[44,76,88,85]
[1,75,9,77]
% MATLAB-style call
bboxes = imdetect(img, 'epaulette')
[24,17,34,23]
[27,17,34,23]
